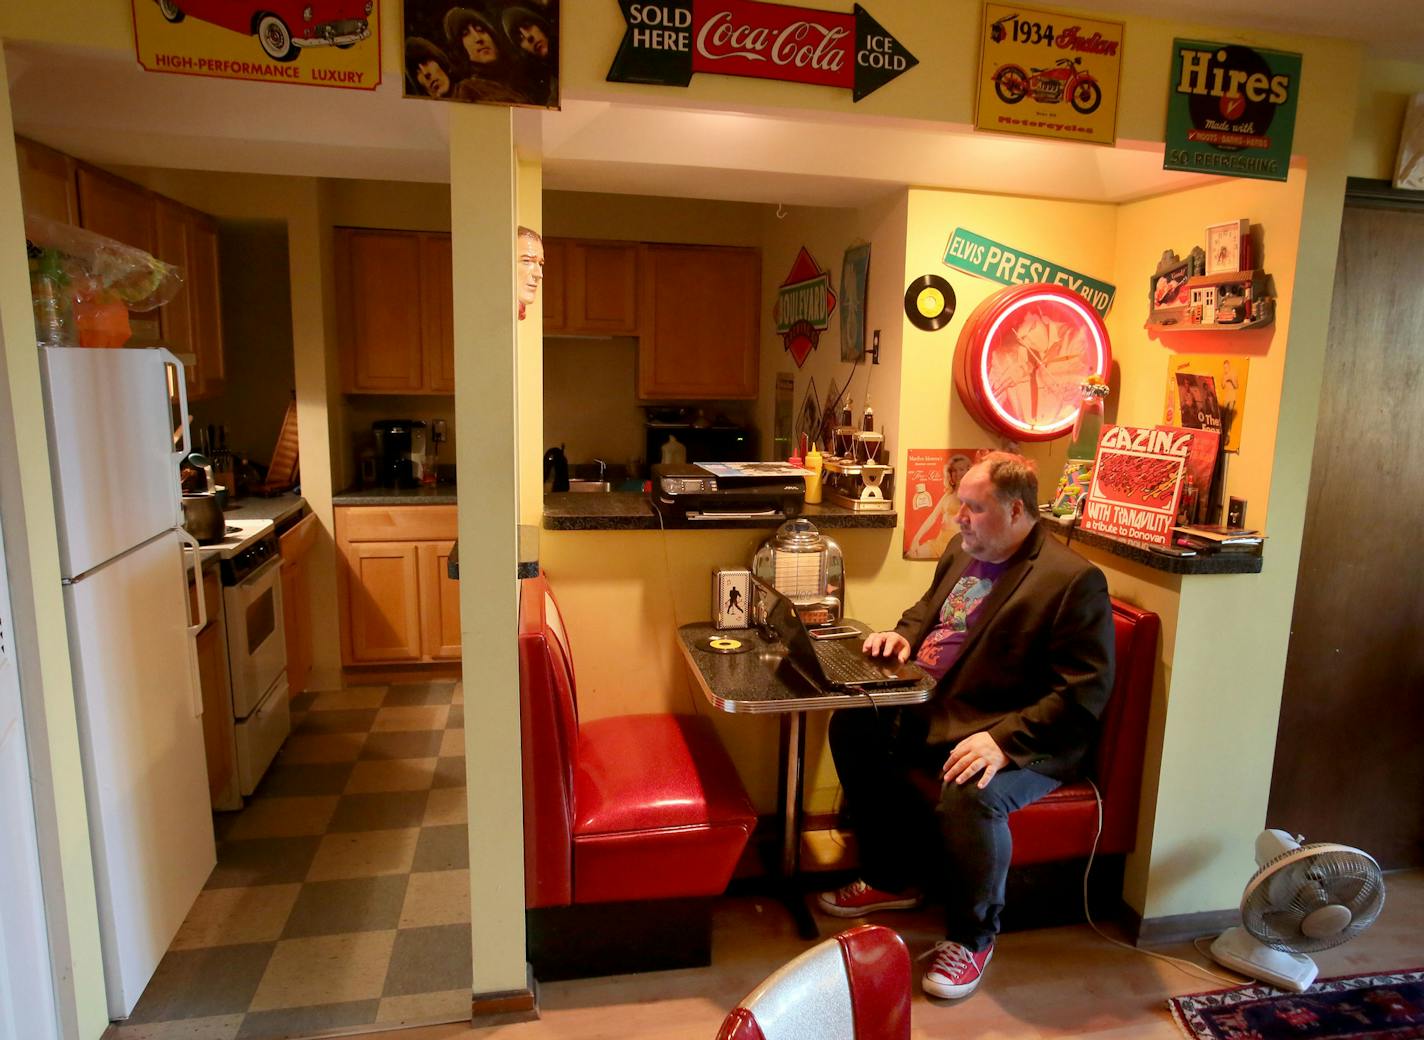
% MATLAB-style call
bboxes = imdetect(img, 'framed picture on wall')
[403,0,559,108]
[1205,219,1249,274]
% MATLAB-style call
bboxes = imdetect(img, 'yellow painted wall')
[517,157,544,526]
[0,62,108,1040]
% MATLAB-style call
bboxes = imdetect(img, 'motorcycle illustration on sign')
[992,56,1101,114]
[974,3,1123,145]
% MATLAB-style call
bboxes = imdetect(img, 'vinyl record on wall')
[904,274,957,331]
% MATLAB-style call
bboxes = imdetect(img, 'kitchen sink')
[567,480,612,493]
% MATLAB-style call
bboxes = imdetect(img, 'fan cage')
[1241,843,1386,954]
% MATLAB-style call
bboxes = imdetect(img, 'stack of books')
[1173,525,1264,553]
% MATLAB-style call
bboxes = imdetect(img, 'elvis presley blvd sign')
[607,1,918,102]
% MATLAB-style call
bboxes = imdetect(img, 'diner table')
[676,620,934,938]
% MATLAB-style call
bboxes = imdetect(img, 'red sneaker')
[921,940,993,999]
[815,879,923,918]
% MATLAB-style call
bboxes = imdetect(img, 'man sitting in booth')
[818,452,1114,1000]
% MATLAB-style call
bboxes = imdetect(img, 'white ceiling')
[1067,0,1423,63]
[7,3,1416,208]
[8,41,1224,208]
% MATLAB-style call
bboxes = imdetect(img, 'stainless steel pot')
[182,493,226,545]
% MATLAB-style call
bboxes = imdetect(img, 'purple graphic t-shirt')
[914,558,1008,681]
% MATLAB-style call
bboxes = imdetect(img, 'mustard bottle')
[804,445,824,504]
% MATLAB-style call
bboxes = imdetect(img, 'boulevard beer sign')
[607,1,918,102]
[775,247,837,368]
[1164,39,1302,182]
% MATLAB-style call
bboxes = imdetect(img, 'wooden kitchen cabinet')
[191,565,240,811]
[336,228,453,394]
[279,512,318,696]
[14,137,78,225]
[418,541,461,660]
[638,243,760,400]
[76,165,156,255]
[543,238,639,335]
[155,199,226,399]
[336,506,460,665]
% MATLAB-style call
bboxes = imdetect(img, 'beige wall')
[190,221,296,469]
[1350,59,1424,180]
[0,65,108,1040]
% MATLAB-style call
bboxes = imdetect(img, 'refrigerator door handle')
[177,528,206,718]
[178,529,207,635]
[159,348,190,525]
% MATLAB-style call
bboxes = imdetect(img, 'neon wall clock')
[953,284,1112,442]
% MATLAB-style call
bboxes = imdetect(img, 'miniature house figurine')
[1190,285,1218,324]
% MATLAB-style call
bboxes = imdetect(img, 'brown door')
[1268,200,1424,868]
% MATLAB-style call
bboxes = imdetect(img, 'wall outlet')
[432,419,447,443]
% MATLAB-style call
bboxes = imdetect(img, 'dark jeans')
[828,706,1060,951]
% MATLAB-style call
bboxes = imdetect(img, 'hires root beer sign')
[608,1,917,102]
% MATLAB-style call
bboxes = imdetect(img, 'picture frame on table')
[1206,219,1250,275]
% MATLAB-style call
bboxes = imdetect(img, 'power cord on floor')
[1081,779,1249,987]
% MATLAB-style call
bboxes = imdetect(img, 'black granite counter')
[543,492,896,531]
[333,486,458,506]
[1042,516,1264,575]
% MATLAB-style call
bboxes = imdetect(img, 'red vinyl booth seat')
[1005,598,1159,865]
[518,570,757,909]
[906,597,1158,865]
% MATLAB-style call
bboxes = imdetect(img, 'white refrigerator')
[40,346,216,1021]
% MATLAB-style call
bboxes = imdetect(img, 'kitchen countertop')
[223,493,308,527]
[543,492,897,530]
[333,486,458,505]
[189,494,308,566]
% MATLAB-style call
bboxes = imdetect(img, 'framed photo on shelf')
[1206,219,1250,275]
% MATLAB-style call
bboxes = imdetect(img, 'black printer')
[651,463,805,523]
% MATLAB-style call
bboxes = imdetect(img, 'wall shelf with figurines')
[1145,219,1276,333]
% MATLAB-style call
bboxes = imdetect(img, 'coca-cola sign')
[609,1,917,102]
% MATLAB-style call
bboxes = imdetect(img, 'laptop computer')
[753,578,925,691]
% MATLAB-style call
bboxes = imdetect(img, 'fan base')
[1209,926,1318,992]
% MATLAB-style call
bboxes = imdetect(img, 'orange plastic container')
[73,295,131,348]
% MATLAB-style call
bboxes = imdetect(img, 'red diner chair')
[518,569,757,981]
[717,925,911,1040]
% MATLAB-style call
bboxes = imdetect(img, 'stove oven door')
[223,556,287,718]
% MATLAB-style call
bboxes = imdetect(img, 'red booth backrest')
[517,571,580,907]
[1092,599,1160,853]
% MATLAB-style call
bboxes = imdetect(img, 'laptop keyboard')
[814,638,895,685]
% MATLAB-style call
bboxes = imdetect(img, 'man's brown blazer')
[893,524,1115,781]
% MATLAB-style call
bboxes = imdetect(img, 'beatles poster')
[404,0,559,107]
[131,0,381,89]
[1082,425,1211,545]
[975,2,1124,146]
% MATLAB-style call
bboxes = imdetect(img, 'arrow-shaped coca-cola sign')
[608,1,917,102]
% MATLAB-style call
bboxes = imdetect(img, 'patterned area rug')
[1168,968,1424,1039]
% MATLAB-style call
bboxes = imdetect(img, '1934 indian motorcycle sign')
[975,2,1124,146]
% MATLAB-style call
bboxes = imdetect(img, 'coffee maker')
[372,419,427,488]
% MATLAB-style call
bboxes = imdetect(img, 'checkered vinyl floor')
[115,681,471,1040]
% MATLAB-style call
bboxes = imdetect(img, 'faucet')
[592,458,608,482]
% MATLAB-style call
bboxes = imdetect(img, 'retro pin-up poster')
[132,0,382,89]
[904,448,989,560]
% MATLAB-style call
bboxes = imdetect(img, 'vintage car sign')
[975,2,1125,146]
[607,0,917,102]
[131,0,381,88]
[1164,39,1302,182]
